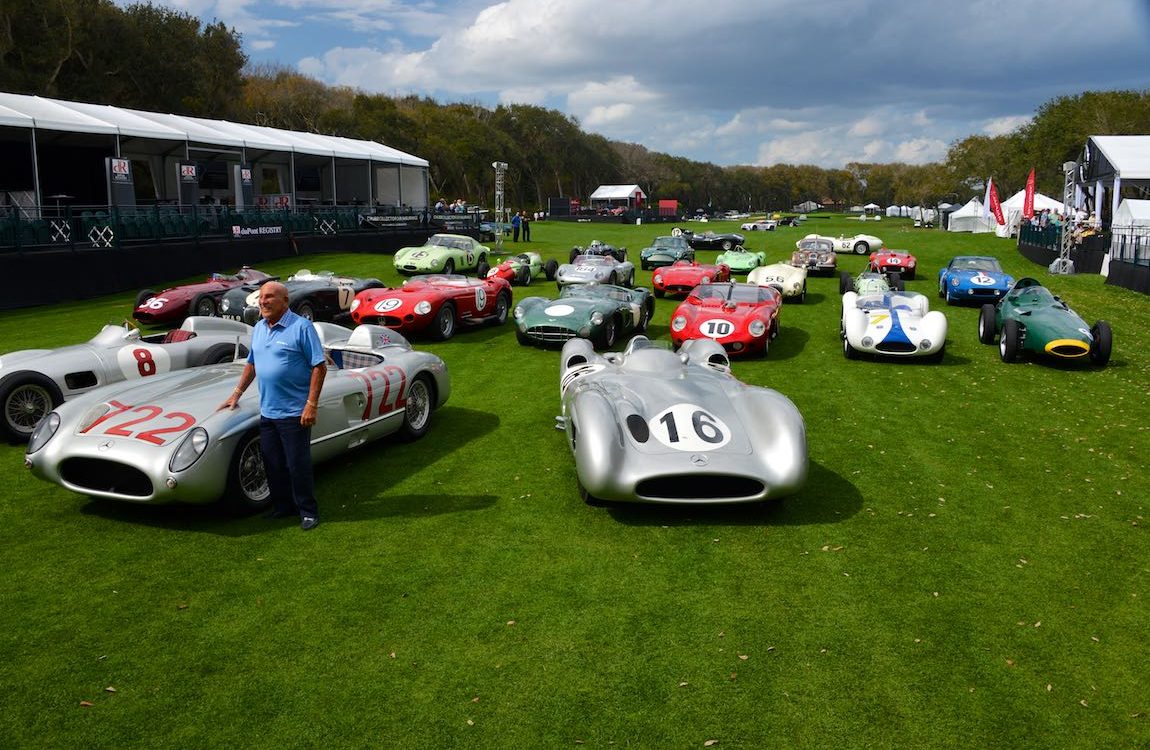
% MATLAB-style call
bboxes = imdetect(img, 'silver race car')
[555,254,636,289]
[556,336,807,505]
[25,323,450,512]
[1,317,251,442]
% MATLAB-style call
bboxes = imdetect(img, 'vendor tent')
[1110,199,1150,264]
[589,184,645,207]
[947,197,996,233]
[995,189,1066,237]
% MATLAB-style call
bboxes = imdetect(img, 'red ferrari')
[867,249,917,280]
[349,273,512,340]
[133,267,271,325]
[670,281,782,357]
[652,260,731,298]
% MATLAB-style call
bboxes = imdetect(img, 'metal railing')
[1110,226,1150,266]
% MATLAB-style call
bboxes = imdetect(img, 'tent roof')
[0,91,427,166]
[1114,199,1150,224]
[589,184,644,200]
[948,197,984,218]
[1082,136,1150,182]
[863,202,881,209]
[1000,189,1065,212]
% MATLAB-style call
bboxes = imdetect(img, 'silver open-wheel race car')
[556,336,807,505]
[25,323,450,512]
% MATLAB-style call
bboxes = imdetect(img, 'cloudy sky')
[122,0,1149,168]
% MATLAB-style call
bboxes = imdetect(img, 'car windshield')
[410,274,476,287]
[651,237,686,250]
[953,257,1003,272]
[798,239,833,252]
[427,235,454,247]
[1010,285,1057,305]
[693,283,774,303]
[572,255,612,266]
[562,285,630,302]
[856,291,923,310]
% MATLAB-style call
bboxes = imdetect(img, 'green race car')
[639,235,694,270]
[394,233,490,276]
[514,283,655,350]
[978,277,1112,365]
[715,246,766,274]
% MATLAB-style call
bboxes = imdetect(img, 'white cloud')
[982,115,1032,136]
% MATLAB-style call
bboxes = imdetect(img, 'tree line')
[4,1,1149,211]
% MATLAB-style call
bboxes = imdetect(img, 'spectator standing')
[221,281,326,531]
[522,211,531,242]
[511,211,522,242]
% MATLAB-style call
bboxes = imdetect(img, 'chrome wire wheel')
[5,382,53,436]
[236,437,270,502]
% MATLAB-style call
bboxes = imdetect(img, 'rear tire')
[637,298,654,332]
[397,375,434,441]
[1000,319,1021,362]
[431,302,456,340]
[296,302,315,321]
[853,241,867,255]
[569,247,580,264]
[190,293,217,317]
[442,259,455,275]
[889,272,903,291]
[978,304,997,344]
[544,259,559,280]
[1090,321,1112,366]
[839,271,854,295]
[1,373,63,443]
[721,240,733,251]
[222,431,270,513]
[196,342,239,366]
[475,261,490,279]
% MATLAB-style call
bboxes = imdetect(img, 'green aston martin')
[978,277,1112,365]
[513,283,655,350]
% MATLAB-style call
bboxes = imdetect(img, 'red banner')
[988,179,1005,225]
[1022,168,1036,218]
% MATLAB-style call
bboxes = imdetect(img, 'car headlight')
[861,336,874,348]
[26,412,60,454]
[590,312,604,325]
[169,427,209,473]
[221,298,231,311]
[700,277,710,284]
[951,277,959,287]
[415,301,431,315]
[350,298,360,312]
[514,305,524,320]
[749,319,766,337]
[77,403,111,433]
[653,274,663,285]
[671,315,687,332]
[919,339,932,350]
[792,282,801,291]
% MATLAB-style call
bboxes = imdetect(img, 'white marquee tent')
[1110,198,1150,264]
[947,197,996,233]
[994,189,1066,238]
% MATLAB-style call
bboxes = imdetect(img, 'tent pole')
[30,127,42,218]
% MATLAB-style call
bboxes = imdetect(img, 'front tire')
[569,247,580,264]
[222,431,270,513]
[191,292,217,317]
[397,375,434,441]
[1090,321,1112,366]
[843,336,859,360]
[1,373,63,442]
[978,304,997,344]
[597,316,617,349]
[1000,319,1021,362]
[544,259,559,280]
[442,259,455,275]
[889,272,903,291]
[491,292,511,325]
[135,288,156,308]
[431,302,456,340]
[475,261,490,279]
[839,271,854,295]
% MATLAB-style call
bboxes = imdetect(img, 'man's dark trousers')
[259,416,318,518]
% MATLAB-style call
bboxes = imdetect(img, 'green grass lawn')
[2,215,1148,748]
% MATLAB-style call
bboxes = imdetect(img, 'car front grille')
[525,325,577,342]
[636,474,765,501]
[876,341,918,353]
[59,457,153,498]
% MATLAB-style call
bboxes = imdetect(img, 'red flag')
[988,179,1005,225]
[1022,168,1036,219]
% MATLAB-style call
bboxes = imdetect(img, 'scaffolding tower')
[1050,160,1077,274]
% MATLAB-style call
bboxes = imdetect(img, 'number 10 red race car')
[670,281,783,357]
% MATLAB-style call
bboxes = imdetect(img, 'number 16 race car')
[556,336,807,505]
[1,317,251,442]
[25,323,450,512]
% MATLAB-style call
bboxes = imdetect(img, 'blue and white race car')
[937,256,1014,306]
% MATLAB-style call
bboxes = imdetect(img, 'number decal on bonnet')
[117,346,171,379]
[649,403,731,451]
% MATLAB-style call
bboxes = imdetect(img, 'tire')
[569,247,580,264]
[1090,321,1112,366]
[839,271,854,295]
[397,375,434,441]
[654,287,665,298]
[905,268,916,280]
[579,480,610,507]
[853,241,868,255]
[190,292,217,317]
[721,240,733,251]
[637,299,654,333]
[928,344,946,363]
[442,259,455,275]
[431,302,456,340]
[797,281,807,304]
[843,336,858,360]
[476,261,490,279]
[978,304,997,344]
[1000,319,1021,362]
[296,302,315,321]
[476,253,487,269]
[945,287,957,306]
[641,261,649,271]
[516,266,531,285]
[769,316,780,340]
[607,272,618,287]
[1,373,63,443]
[135,288,156,308]
[889,272,903,291]
[196,342,239,366]
[544,259,558,280]
[597,316,617,349]
[938,280,946,299]
[222,431,271,513]
[491,292,510,325]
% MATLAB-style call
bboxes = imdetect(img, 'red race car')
[652,260,731,298]
[670,281,782,357]
[867,249,917,280]
[349,273,512,340]
[133,267,272,325]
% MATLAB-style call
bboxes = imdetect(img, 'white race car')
[803,232,883,255]
[740,219,778,231]
[747,263,807,303]
[841,290,947,361]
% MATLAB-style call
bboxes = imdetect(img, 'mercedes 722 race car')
[1,316,251,442]
[133,267,272,325]
[25,323,450,511]
[670,281,783,357]
[652,260,731,298]
[349,274,512,340]
[556,336,807,505]
[977,278,1111,365]
[938,256,1014,305]
[841,289,947,361]
[514,283,654,349]
[219,269,385,325]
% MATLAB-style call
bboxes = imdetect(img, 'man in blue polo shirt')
[221,281,326,530]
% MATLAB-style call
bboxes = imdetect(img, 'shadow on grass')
[766,326,809,360]
[79,406,501,534]
[606,459,861,527]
